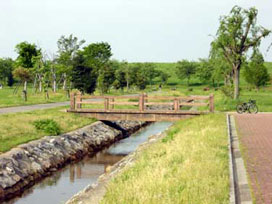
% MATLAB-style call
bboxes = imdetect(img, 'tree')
[244,51,270,90]
[0,58,14,86]
[97,63,115,94]
[160,71,170,85]
[57,34,85,90]
[80,42,112,73]
[134,64,148,90]
[32,54,46,92]
[112,61,127,91]
[71,65,97,94]
[176,60,197,86]
[211,6,270,99]
[13,67,31,91]
[196,59,214,84]
[209,49,232,86]
[143,63,160,88]
[15,42,41,68]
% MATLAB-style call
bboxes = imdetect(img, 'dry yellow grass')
[101,114,229,204]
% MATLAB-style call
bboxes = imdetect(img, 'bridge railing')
[69,93,214,113]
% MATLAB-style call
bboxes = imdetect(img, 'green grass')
[0,87,69,108]
[101,114,229,204]
[0,106,96,153]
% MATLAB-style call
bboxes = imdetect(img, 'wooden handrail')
[70,93,214,113]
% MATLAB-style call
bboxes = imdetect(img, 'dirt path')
[234,113,272,203]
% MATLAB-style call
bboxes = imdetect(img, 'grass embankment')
[0,106,96,153]
[101,114,229,204]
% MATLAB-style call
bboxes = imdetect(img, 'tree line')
[0,34,169,97]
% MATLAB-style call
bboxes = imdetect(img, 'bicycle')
[236,99,258,114]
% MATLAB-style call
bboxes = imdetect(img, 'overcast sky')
[0,0,271,62]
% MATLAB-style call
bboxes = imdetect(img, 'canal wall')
[0,120,148,201]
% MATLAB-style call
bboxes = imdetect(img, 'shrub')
[33,119,61,135]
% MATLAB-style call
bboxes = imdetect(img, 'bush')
[33,119,61,135]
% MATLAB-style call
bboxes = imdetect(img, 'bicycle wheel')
[249,104,258,114]
[236,104,244,114]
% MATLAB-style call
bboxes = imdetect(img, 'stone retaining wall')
[0,120,147,202]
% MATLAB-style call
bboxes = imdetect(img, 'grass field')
[0,106,96,153]
[0,87,69,108]
[101,114,229,204]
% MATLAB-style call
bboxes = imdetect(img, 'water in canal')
[5,122,172,204]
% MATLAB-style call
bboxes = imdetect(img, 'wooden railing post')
[209,94,214,112]
[104,97,109,110]
[174,98,179,112]
[139,94,145,111]
[144,93,148,103]
[76,92,82,109]
[110,98,115,110]
[70,92,75,110]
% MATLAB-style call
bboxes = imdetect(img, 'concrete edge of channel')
[227,114,253,204]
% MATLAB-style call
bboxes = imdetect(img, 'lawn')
[0,87,69,108]
[101,113,229,204]
[0,106,96,153]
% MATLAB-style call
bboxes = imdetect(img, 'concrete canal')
[5,122,172,204]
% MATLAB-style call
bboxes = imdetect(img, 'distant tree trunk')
[24,81,27,92]
[233,68,240,99]
[33,75,37,89]
[63,73,67,90]
[126,80,129,91]
[52,73,57,92]
[38,75,42,92]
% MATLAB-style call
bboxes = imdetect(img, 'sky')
[0,0,272,62]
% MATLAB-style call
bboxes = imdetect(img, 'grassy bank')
[101,114,229,204]
[0,106,96,153]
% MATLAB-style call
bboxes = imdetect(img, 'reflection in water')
[5,122,172,204]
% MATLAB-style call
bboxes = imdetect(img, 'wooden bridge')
[67,93,214,121]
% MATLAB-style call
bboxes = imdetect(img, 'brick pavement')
[235,113,272,204]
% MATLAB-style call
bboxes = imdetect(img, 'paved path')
[0,93,142,115]
[234,113,272,204]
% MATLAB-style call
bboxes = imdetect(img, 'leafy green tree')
[15,42,41,68]
[13,67,31,91]
[176,60,197,86]
[97,63,115,94]
[134,64,148,90]
[244,51,270,90]
[112,61,127,91]
[142,63,160,88]
[32,54,46,92]
[0,58,14,86]
[71,65,97,94]
[211,6,270,99]
[160,71,170,85]
[80,42,112,73]
[209,50,232,86]
[196,59,214,84]
[57,34,85,90]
